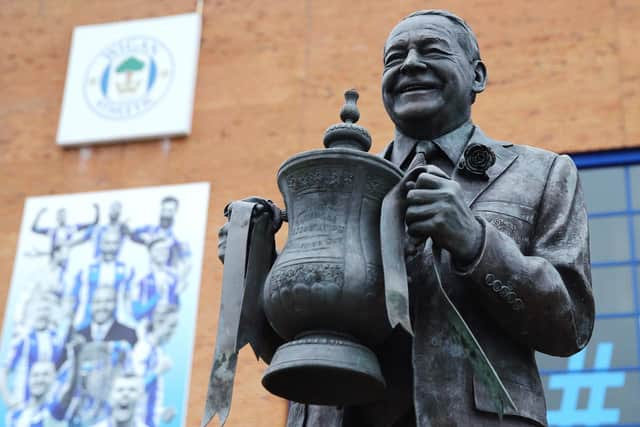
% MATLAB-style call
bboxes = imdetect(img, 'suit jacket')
[287,127,594,427]
[78,320,138,348]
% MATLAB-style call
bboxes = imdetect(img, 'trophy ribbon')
[202,200,279,427]
[381,166,429,335]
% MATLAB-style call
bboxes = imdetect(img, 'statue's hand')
[405,165,483,265]
[217,222,229,264]
[218,197,284,264]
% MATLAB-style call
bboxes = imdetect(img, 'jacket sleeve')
[457,154,595,356]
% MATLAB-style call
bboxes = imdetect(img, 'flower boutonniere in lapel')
[458,143,496,179]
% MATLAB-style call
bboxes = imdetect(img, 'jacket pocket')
[473,374,547,426]
[473,201,535,223]
[473,201,535,250]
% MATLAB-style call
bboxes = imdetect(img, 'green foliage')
[116,56,145,73]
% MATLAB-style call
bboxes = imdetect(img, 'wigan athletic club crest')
[85,36,174,120]
[57,13,201,145]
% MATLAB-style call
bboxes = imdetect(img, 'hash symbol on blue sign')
[547,342,625,426]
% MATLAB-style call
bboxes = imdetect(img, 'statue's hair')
[400,10,481,62]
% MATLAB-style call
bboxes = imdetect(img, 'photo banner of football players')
[0,182,210,427]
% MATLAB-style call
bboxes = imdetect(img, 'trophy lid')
[323,89,372,152]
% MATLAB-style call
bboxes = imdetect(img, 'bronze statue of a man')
[218,9,594,427]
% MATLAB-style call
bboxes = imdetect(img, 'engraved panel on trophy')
[284,190,350,257]
[285,166,355,195]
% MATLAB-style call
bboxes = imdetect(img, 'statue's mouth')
[397,81,441,93]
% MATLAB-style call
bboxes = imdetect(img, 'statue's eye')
[384,52,405,66]
[419,46,449,57]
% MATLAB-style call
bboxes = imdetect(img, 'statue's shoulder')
[510,142,562,161]
[480,129,572,173]
[510,143,578,177]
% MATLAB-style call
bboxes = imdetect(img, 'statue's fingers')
[406,189,441,205]
[415,172,447,189]
[406,201,444,224]
[401,166,430,192]
[425,165,450,179]
[406,212,446,238]
[217,226,228,263]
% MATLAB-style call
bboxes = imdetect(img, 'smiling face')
[382,14,486,139]
[91,286,116,325]
[28,361,56,400]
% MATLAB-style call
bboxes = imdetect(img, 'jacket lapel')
[104,322,116,341]
[452,127,519,207]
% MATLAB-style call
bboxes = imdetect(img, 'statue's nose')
[400,49,427,73]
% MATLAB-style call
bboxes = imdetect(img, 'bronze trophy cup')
[261,90,403,405]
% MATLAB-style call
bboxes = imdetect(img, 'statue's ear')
[472,60,487,94]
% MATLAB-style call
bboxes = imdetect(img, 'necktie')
[404,141,441,256]
[404,140,438,171]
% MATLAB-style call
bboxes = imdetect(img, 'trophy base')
[262,332,385,405]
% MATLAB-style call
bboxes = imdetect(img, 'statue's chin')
[388,103,446,137]
[389,104,472,140]
[391,115,441,140]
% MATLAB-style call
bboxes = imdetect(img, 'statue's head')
[382,10,487,139]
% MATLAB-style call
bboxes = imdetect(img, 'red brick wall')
[1,1,638,425]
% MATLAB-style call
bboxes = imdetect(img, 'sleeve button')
[498,286,512,298]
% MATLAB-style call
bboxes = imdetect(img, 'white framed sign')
[57,13,202,146]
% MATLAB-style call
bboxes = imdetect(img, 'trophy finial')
[323,89,371,151]
[340,89,360,124]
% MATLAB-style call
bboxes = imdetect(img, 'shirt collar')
[391,120,475,167]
